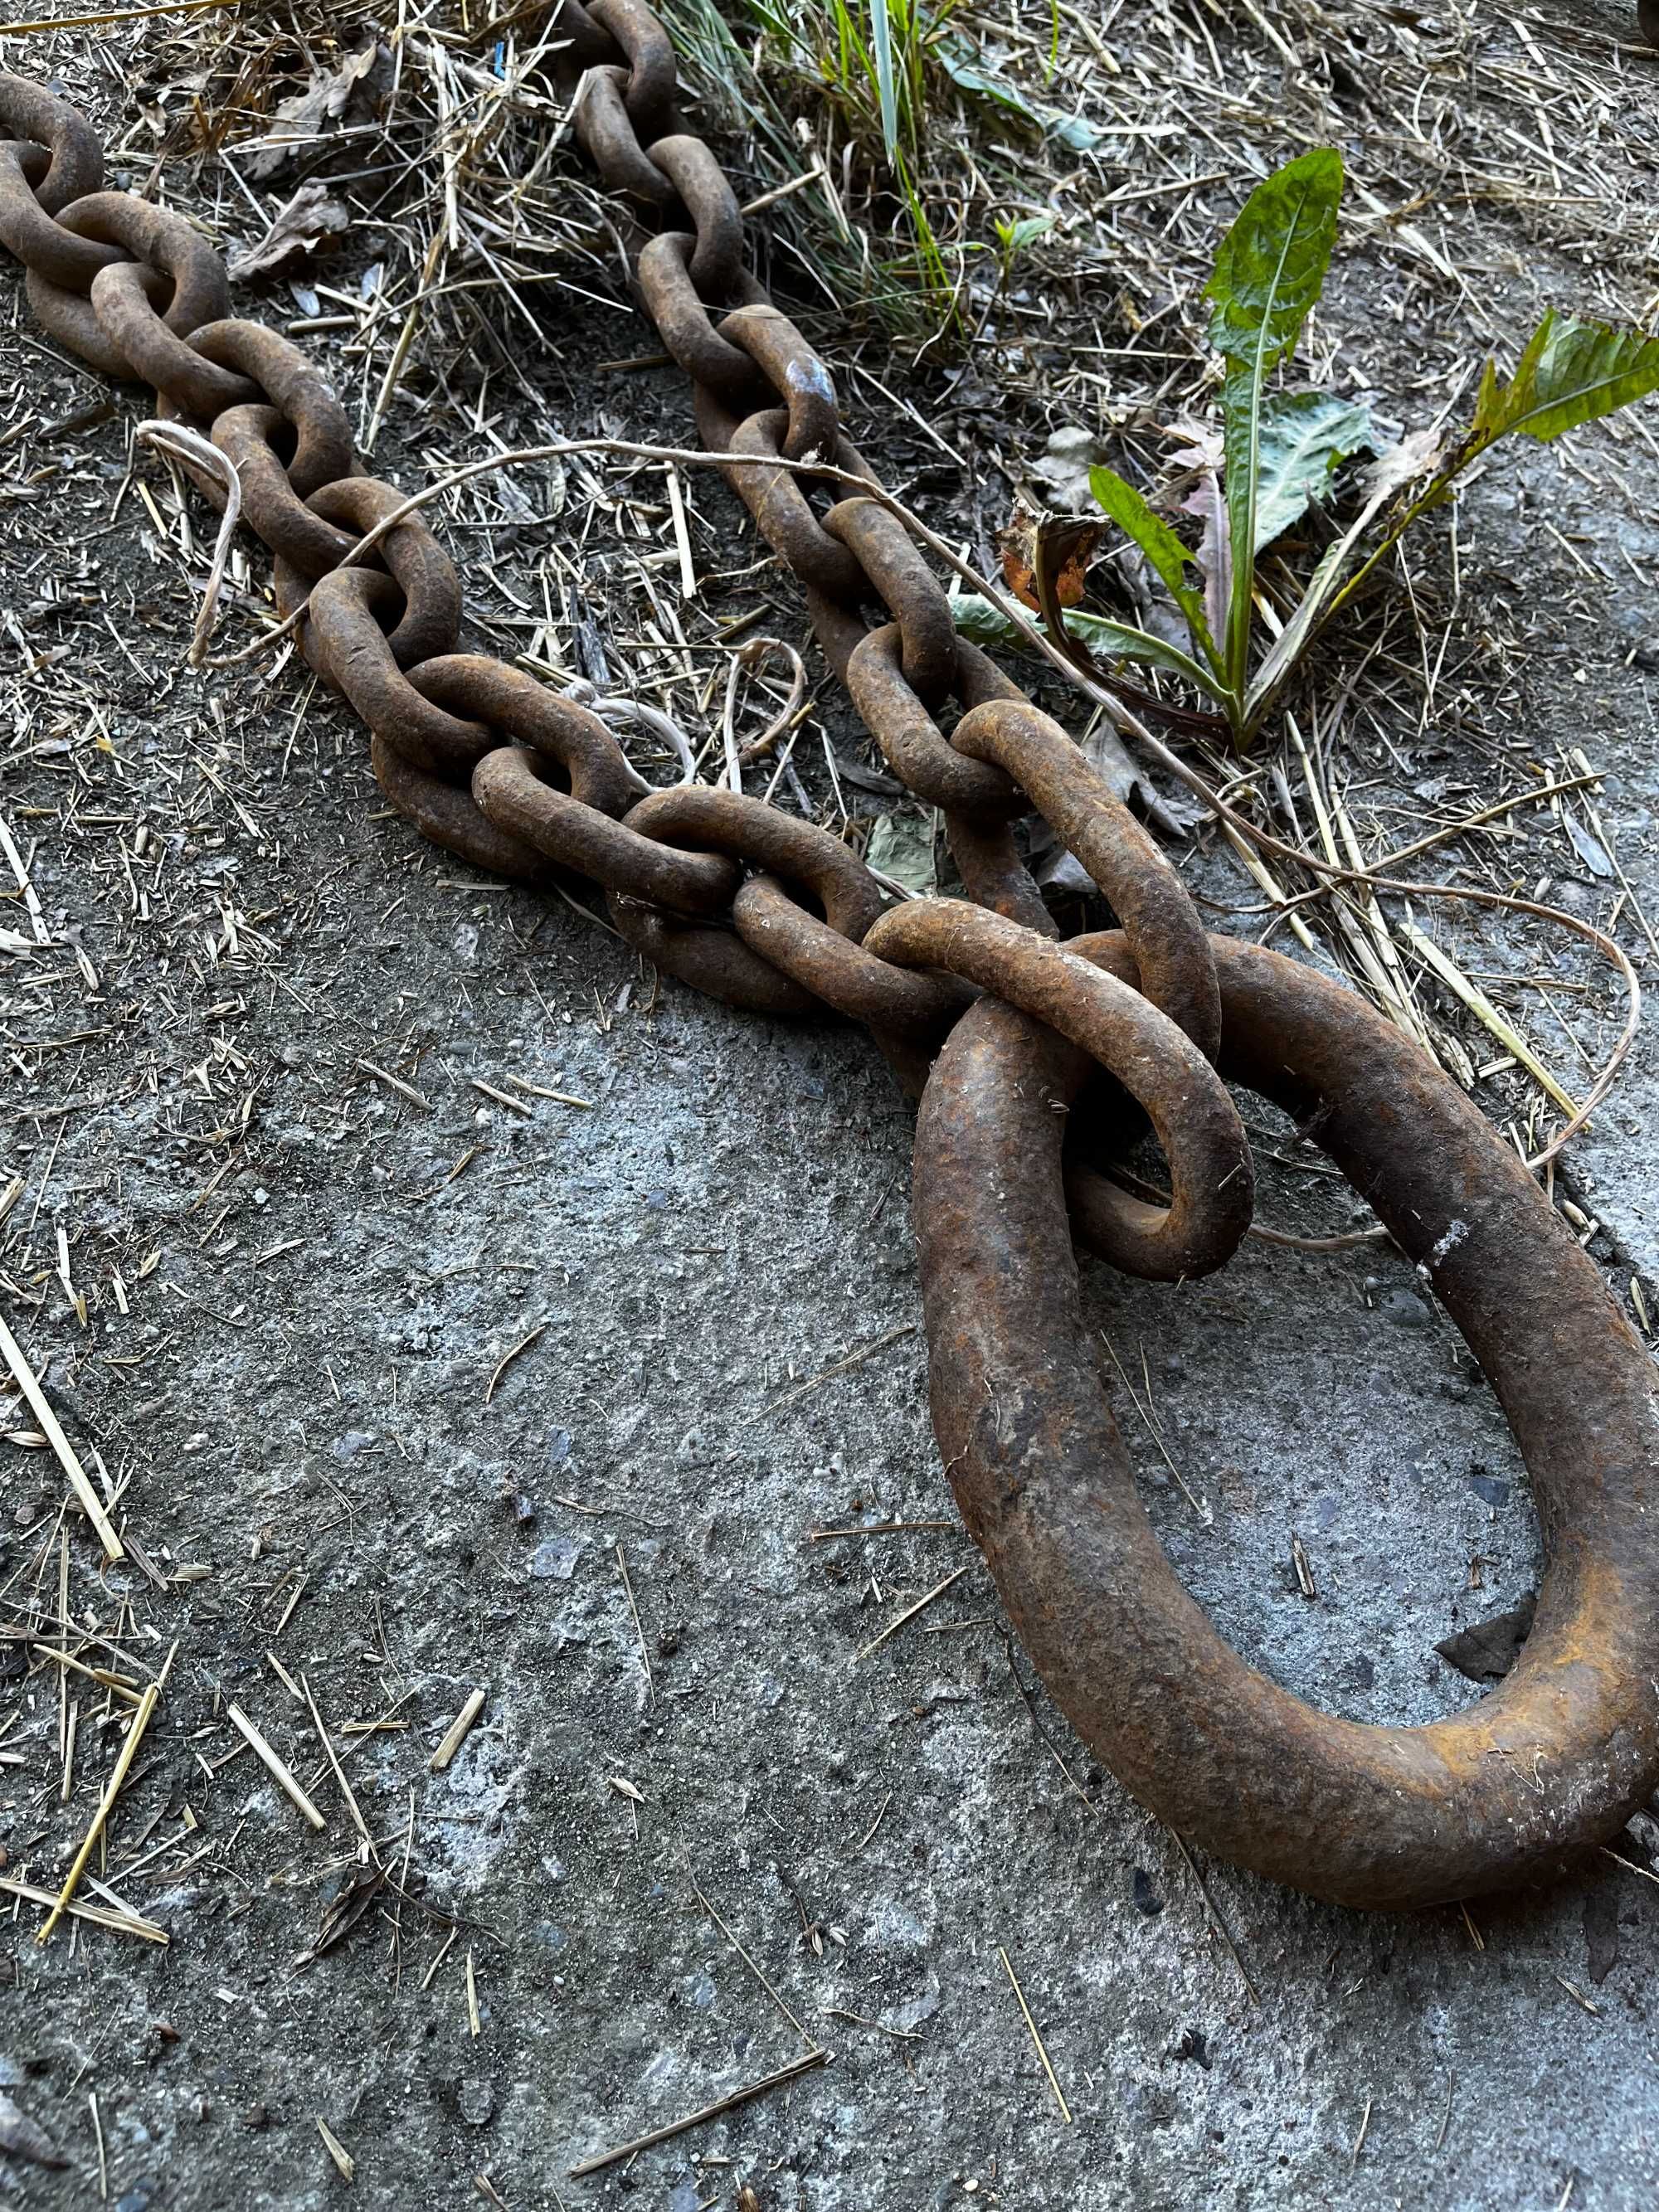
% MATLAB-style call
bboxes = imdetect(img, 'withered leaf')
[229,184,351,282]
[243,42,395,180]
[1435,1593,1536,1683]
[299,1861,387,1964]
[998,507,1099,614]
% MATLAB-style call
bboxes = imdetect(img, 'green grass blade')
[869,0,900,163]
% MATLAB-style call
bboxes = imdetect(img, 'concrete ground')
[5,2,1659,2209]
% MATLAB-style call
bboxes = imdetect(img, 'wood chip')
[355,1057,431,1111]
[316,2117,355,2180]
[430,1688,486,1772]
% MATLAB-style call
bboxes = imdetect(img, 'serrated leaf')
[1206,148,1344,374]
[1470,309,1659,448]
[1253,390,1374,550]
[1243,421,1453,732]
[1087,463,1218,664]
[1181,471,1229,645]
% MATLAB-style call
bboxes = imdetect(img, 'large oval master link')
[917,930,1659,1908]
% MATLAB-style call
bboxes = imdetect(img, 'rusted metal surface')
[870,904,1251,1281]
[846,628,1025,819]
[300,571,489,776]
[707,400,877,597]
[26,192,227,380]
[372,736,560,887]
[0,7,1647,1909]
[211,408,357,573]
[606,892,821,1016]
[640,134,742,289]
[953,698,1220,1061]
[733,877,971,1043]
[636,234,768,404]
[0,76,111,282]
[825,498,958,704]
[916,930,1659,1908]
[476,751,739,913]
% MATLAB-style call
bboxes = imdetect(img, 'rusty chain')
[2,4,1657,1910]
[0,9,1245,1281]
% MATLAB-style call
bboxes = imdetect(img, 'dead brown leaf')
[229,185,352,281]
[998,506,1098,613]
[243,41,394,180]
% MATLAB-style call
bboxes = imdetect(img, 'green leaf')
[1469,309,1659,448]
[1218,366,1259,692]
[934,40,1102,148]
[946,591,1225,699]
[1087,462,1219,668]
[994,213,1056,256]
[1206,148,1345,375]
[1208,148,1344,693]
[1253,390,1374,551]
[868,0,899,164]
